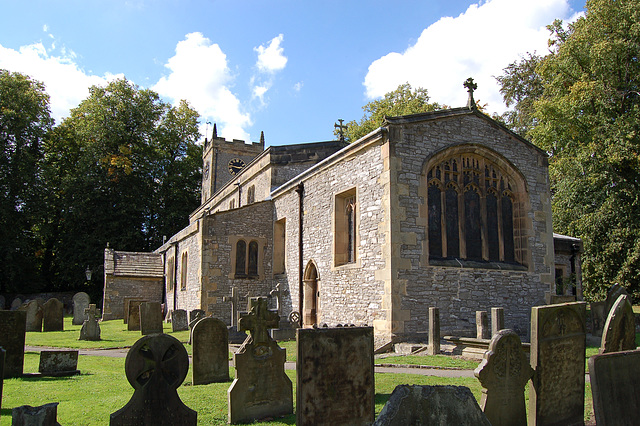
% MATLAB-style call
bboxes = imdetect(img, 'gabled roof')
[110,251,164,278]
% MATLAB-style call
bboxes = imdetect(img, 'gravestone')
[474,329,533,426]
[476,310,490,339]
[373,385,491,426]
[228,297,293,424]
[588,349,640,425]
[72,292,90,325]
[192,317,229,385]
[600,294,636,354]
[1,346,5,412]
[140,302,163,335]
[123,298,146,324]
[171,309,189,332]
[223,287,240,327]
[428,307,440,356]
[491,307,504,336]
[189,309,205,325]
[43,298,64,332]
[604,283,629,319]
[110,333,196,425]
[21,300,43,332]
[39,350,80,375]
[79,304,101,341]
[297,326,374,425]
[529,302,586,426]
[12,402,61,426]
[590,301,606,337]
[127,301,143,331]
[0,310,26,378]
[10,297,22,310]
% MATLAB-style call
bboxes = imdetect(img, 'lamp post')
[85,266,92,282]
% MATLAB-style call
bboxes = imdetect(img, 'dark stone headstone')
[588,349,640,426]
[10,298,22,310]
[72,292,90,325]
[0,310,26,378]
[127,301,143,331]
[600,294,636,354]
[491,307,505,336]
[604,283,629,319]
[12,402,61,426]
[373,385,491,425]
[476,310,490,339]
[590,301,606,337]
[474,329,533,425]
[529,302,586,426]
[428,307,440,355]
[21,300,43,332]
[140,302,163,335]
[39,350,79,375]
[297,326,375,426]
[110,333,196,425]
[123,298,146,324]
[79,304,101,341]
[171,309,188,332]
[192,317,229,385]
[42,298,64,332]
[188,309,205,325]
[228,297,292,423]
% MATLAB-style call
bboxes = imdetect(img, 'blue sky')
[0,0,584,146]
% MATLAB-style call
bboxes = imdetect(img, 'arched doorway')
[303,261,319,327]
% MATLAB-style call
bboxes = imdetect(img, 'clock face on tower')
[228,158,246,176]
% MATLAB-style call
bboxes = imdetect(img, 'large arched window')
[424,146,528,266]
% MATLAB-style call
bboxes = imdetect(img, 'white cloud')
[363,0,581,114]
[293,81,303,92]
[153,32,252,142]
[254,34,287,73]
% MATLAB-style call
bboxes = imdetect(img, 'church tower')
[201,125,265,203]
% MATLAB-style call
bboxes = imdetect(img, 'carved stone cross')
[334,119,347,142]
[269,284,281,314]
[223,287,239,326]
[84,304,98,321]
[464,77,477,110]
[238,297,279,345]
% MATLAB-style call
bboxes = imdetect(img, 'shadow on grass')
[19,374,80,382]
[1,407,12,417]
[375,392,392,407]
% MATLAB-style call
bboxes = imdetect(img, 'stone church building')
[103,97,582,345]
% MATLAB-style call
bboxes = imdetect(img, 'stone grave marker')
[297,326,374,425]
[0,310,26,378]
[228,297,292,424]
[600,294,636,354]
[123,297,146,324]
[171,309,189,332]
[474,329,533,425]
[110,333,196,425]
[373,385,491,426]
[223,287,240,327]
[12,402,60,426]
[529,301,586,426]
[38,350,80,376]
[43,298,64,332]
[1,346,5,412]
[590,301,606,337]
[428,307,440,356]
[476,310,490,339]
[72,292,90,325]
[192,317,229,385]
[140,302,163,335]
[189,309,205,325]
[491,307,504,336]
[588,349,640,425]
[21,300,43,332]
[127,301,143,331]
[604,283,629,318]
[10,297,22,310]
[79,304,101,341]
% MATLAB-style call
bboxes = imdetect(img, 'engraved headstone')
[39,350,79,375]
[428,307,440,355]
[192,317,229,385]
[604,283,629,319]
[588,349,640,426]
[491,307,505,336]
[21,300,43,332]
[228,297,292,424]
[110,333,197,425]
[43,298,64,332]
[79,304,101,341]
[12,402,61,426]
[123,298,146,324]
[373,385,491,426]
[188,309,205,326]
[476,310,490,339]
[10,298,22,310]
[0,310,26,378]
[529,302,586,426]
[127,301,143,331]
[297,326,374,425]
[474,329,533,425]
[140,302,163,335]
[72,292,90,325]
[171,309,189,332]
[600,294,636,354]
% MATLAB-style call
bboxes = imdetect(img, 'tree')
[341,83,445,142]
[0,70,53,293]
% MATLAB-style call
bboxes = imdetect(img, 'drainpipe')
[172,242,179,311]
[295,183,304,326]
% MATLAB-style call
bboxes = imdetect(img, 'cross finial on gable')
[464,77,478,110]
[334,119,347,142]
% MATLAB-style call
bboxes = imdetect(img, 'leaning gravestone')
[0,310,26,378]
[529,302,586,426]
[110,333,196,425]
[79,304,101,341]
[600,294,636,354]
[604,283,629,320]
[228,297,293,424]
[72,292,90,325]
[588,349,640,426]
[127,301,143,331]
[373,385,491,426]
[192,317,229,385]
[140,302,163,335]
[171,309,189,332]
[43,298,64,332]
[297,326,374,425]
[21,300,43,332]
[474,329,533,426]
[12,402,61,426]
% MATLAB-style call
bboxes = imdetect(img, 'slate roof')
[112,251,164,277]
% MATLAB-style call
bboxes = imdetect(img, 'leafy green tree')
[0,70,53,293]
